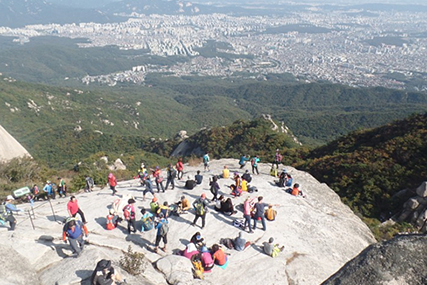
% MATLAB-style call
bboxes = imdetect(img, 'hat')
[181,196,185,200]
[201,193,206,198]
[234,172,238,176]
[46,180,51,184]
[109,209,115,215]
[6,195,14,201]
[245,170,249,173]
[282,169,287,173]
[269,237,274,243]
[152,197,158,202]
[128,198,136,204]
[159,213,165,218]
[156,166,159,169]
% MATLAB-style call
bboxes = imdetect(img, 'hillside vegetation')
[299,113,427,221]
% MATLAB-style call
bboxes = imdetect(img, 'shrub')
[119,245,146,276]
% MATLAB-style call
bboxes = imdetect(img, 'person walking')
[67,196,87,224]
[203,152,210,171]
[62,219,88,257]
[152,166,165,193]
[108,173,117,196]
[175,157,184,180]
[192,193,209,229]
[1,195,22,231]
[154,213,169,253]
[165,163,177,190]
[251,155,260,175]
[123,198,137,234]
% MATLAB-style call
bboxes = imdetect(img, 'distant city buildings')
[1,8,426,90]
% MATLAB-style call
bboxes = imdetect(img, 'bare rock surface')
[0,159,375,284]
[0,124,31,161]
[322,234,427,285]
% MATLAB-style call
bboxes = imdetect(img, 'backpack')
[0,204,6,220]
[191,254,204,280]
[203,155,208,163]
[220,238,234,249]
[90,259,111,285]
[123,205,131,220]
[195,201,205,215]
[185,180,197,190]
[277,154,283,162]
[233,218,245,229]
[159,221,169,236]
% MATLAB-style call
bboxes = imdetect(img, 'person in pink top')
[108,173,117,196]
[200,246,214,272]
[243,196,256,233]
[67,196,87,224]
[181,242,199,260]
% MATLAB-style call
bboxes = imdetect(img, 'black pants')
[155,234,168,246]
[72,208,87,224]
[252,165,259,175]
[127,218,136,233]
[210,187,218,201]
[193,213,206,228]
[165,178,175,190]
[6,214,16,230]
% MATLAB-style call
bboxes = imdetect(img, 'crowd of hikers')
[2,150,304,284]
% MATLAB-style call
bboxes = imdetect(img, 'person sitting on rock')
[241,177,248,192]
[190,231,205,249]
[157,201,171,220]
[263,237,284,258]
[242,170,252,183]
[185,176,197,190]
[233,232,251,251]
[179,242,199,260]
[200,246,214,272]
[106,208,121,230]
[150,197,159,214]
[211,244,227,266]
[215,195,235,216]
[265,204,277,221]
[221,165,230,179]
[140,208,154,232]
[176,195,190,214]
[195,170,203,185]
[290,183,305,198]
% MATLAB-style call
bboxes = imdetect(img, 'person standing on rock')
[175,157,184,180]
[192,193,209,229]
[203,152,210,171]
[67,195,87,224]
[243,196,256,233]
[108,173,117,196]
[252,196,267,231]
[1,195,22,231]
[123,198,137,234]
[251,155,260,175]
[165,163,177,190]
[63,219,88,257]
[272,149,283,170]
[152,166,165,193]
[154,213,169,253]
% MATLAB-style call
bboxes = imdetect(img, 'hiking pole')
[48,199,57,221]
[28,210,35,230]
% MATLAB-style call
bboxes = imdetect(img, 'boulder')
[404,198,419,210]
[156,255,194,285]
[322,234,427,285]
[114,158,126,170]
[416,181,427,197]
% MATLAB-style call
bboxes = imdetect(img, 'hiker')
[142,177,156,201]
[157,201,170,220]
[67,195,87,224]
[62,219,88,257]
[192,193,209,229]
[108,173,117,196]
[200,246,214,271]
[203,152,210,171]
[221,165,229,179]
[241,177,248,192]
[140,208,154,232]
[251,155,260,175]
[277,170,287,187]
[263,237,284,258]
[31,184,44,201]
[195,170,203,185]
[272,149,283,169]
[215,195,234,216]
[190,232,205,249]
[150,197,160,214]
[57,177,66,197]
[85,176,94,192]
[165,164,177,190]
[185,177,197,190]
[265,204,277,221]
[137,163,148,186]
[233,232,251,251]
[106,208,121,230]
[209,176,220,201]
[90,259,115,285]
[290,183,305,197]
[176,157,184,180]
[43,180,55,199]
[239,154,250,169]
[123,198,136,234]
[179,242,199,260]
[154,213,169,253]
[1,195,22,230]
[152,166,165,193]
[242,170,252,183]
[252,196,268,231]
[211,244,227,266]
[243,196,256,233]
[176,195,190,214]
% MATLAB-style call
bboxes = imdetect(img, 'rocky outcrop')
[397,181,427,229]
[0,124,32,162]
[322,234,427,285]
